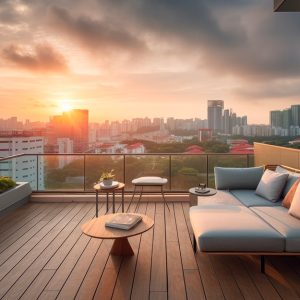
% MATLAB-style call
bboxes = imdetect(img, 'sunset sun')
[59,100,73,112]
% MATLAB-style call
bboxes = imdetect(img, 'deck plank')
[0,204,64,266]
[2,204,94,300]
[209,256,243,300]
[20,270,56,300]
[0,203,42,234]
[111,203,147,300]
[174,202,198,270]
[0,204,46,245]
[75,202,136,300]
[0,204,85,299]
[0,201,299,299]
[59,203,135,300]
[150,203,167,293]
[131,202,155,300]
[267,256,300,299]
[0,204,71,285]
[166,203,187,300]
[195,253,225,300]
[228,256,263,300]
[0,206,56,254]
[239,256,281,300]
[93,202,141,299]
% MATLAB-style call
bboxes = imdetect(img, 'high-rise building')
[0,133,44,190]
[270,110,283,127]
[49,109,89,153]
[291,105,300,126]
[223,109,231,134]
[166,118,175,131]
[282,108,292,129]
[207,100,224,133]
[57,138,74,169]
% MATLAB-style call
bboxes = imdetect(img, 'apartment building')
[0,133,44,189]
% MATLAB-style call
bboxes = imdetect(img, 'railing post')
[123,155,126,191]
[169,155,172,191]
[83,154,86,191]
[206,154,209,187]
[36,154,39,192]
[247,154,250,167]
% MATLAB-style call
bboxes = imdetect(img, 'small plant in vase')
[100,169,115,186]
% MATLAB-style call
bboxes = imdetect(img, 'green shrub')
[0,177,17,192]
[178,167,198,176]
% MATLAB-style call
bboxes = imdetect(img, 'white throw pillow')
[289,182,300,219]
[255,169,289,202]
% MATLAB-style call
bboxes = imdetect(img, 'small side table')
[94,182,125,216]
[189,187,217,206]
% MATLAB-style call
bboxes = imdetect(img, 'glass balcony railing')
[0,153,254,192]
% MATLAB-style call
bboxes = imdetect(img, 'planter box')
[0,182,32,216]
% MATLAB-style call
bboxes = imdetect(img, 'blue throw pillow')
[215,166,264,190]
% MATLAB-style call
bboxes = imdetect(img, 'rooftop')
[0,200,300,299]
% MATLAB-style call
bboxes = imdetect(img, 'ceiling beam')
[274,0,300,12]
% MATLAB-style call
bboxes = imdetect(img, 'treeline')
[121,139,229,153]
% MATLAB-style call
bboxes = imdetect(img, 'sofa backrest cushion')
[282,178,300,209]
[275,166,300,197]
[214,166,264,190]
[289,181,300,219]
[255,169,289,202]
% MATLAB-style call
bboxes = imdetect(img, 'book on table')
[105,214,143,230]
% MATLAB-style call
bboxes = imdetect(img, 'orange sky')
[1,0,300,124]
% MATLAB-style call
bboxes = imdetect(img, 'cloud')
[234,79,300,99]
[47,6,146,58]
[1,43,68,73]
[91,0,300,80]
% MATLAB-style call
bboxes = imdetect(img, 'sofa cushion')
[132,177,168,185]
[251,206,300,252]
[255,169,288,202]
[197,190,243,206]
[275,166,300,197]
[289,182,300,220]
[214,166,264,190]
[189,205,284,252]
[282,179,300,209]
[230,190,282,207]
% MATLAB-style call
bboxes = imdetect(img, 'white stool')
[131,176,170,210]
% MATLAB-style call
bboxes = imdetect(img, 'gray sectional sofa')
[189,165,300,272]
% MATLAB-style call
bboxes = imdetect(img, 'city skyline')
[1,1,300,123]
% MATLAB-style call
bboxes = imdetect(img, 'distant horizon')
[0,109,275,126]
[1,1,300,124]
[1,103,298,126]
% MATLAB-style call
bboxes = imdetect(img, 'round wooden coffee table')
[82,213,154,256]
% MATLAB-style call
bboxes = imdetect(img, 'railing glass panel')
[85,155,124,191]
[170,155,207,191]
[43,155,84,191]
[0,153,254,192]
[124,155,169,190]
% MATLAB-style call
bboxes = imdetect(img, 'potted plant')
[0,176,16,193]
[100,169,115,186]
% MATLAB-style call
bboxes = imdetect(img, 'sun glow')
[59,100,73,112]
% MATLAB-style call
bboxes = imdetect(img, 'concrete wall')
[254,142,300,168]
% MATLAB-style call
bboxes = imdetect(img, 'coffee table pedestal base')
[111,238,134,256]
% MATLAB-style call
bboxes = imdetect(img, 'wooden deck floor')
[0,201,300,300]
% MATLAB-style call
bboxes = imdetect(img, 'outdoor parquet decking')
[0,201,300,300]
